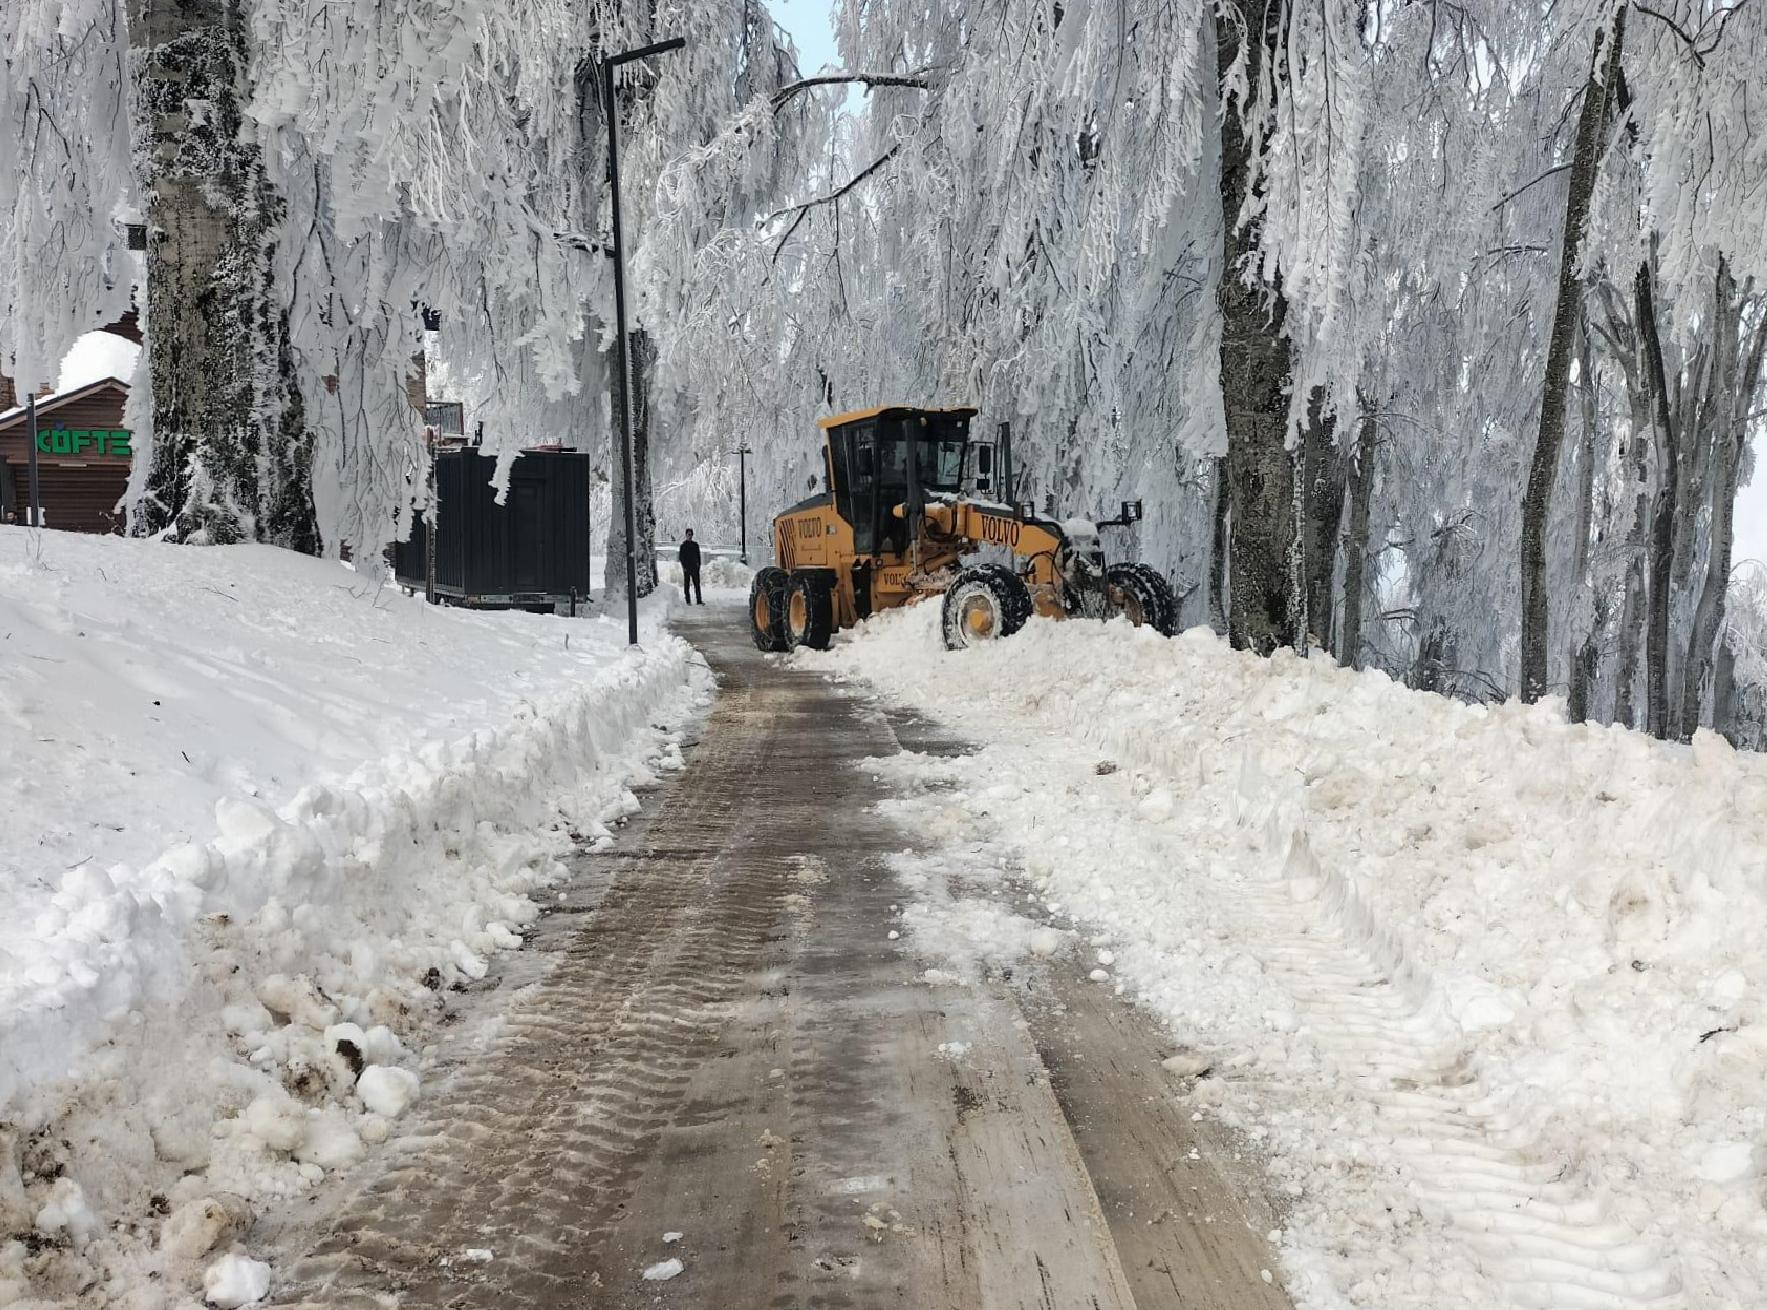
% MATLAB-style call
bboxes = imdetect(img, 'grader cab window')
[917,437,966,492]
[874,415,968,495]
[828,410,975,557]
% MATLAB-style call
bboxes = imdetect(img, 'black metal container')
[393,448,592,611]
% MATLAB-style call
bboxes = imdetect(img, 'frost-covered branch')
[764,144,901,229]
[770,71,930,109]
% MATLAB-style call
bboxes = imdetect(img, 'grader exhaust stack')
[748,406,1176,652]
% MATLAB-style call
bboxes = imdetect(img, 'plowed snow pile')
[1,528,702,1305]
[812,604,1767,1310]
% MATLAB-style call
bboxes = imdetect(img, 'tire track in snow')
[1226,831,1687,1310]
[267,684,798,1308]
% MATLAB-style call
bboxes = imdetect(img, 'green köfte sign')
[37,428,133,458]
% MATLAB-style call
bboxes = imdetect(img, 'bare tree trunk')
[632,327,659,596]
[1568,319,1601,722]
[1518,12,1624,701]
[1681,291,1766,735]
[1338,391,1378,670]
[1301,386,1346,654]
[1714,635,1743,747]
[129,0,315,549]
[1217,0,1297,655]
[1208,456,1229,634]
[1636,260,1680,739]
[1614,557,1646,727]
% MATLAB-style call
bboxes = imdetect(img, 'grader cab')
[749,406,1177,652]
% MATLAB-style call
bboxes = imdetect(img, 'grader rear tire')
[1106,562,1178,636]
[750,567,791,652]
[941,565,1033,651]
[786,572,836,651]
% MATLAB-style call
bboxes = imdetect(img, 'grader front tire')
[941,565,1033,651]
[1106,562,1178,636]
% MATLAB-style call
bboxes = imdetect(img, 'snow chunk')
[33,1178,99,1246]
[293,1109,364,1171]
[1161,1053,1213,1079]
[356,1065,420,1119]
[1136,790,1175,822]
[203,1254,271,1307]
[161,1195,250,1262]
[242,1095,305,1155]
[1695,1142,1759,1186]
[642,1257,684,1281]
[257,974,338,1032]
[450,940,489,981]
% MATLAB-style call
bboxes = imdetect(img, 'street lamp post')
[603,36,684,645]
[25,392,41,527]
[732,442,752,564]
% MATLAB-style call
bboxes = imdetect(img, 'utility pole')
[732,442,752,563]
[603,36,685,646]
[25,392,41,527]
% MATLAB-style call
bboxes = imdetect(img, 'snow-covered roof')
[0,375,129,428]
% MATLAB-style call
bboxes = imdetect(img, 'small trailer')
[393,447,593,612]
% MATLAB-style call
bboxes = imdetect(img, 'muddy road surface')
[266,604,1290,1310]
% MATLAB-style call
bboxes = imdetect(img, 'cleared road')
[267,603,1290,1310]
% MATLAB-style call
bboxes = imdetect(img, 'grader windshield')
[877,421,966,493]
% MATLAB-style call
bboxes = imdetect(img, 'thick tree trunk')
[604,327,659,599]
[1635,261,1680,739]
[1338,392,1378,670]
[1217,0,1297,655]
[1681,301,1767,736]
[1518,13,1624,701]
[129,0,315,549]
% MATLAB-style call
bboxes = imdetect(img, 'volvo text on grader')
[748,406,1178,652]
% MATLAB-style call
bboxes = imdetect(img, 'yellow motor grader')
[749,405,1177,652]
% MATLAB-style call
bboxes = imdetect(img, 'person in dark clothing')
[678,529,704,605]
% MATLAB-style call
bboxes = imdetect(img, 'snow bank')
[0,527,703,1301]
[661,554,753,593]
[812,604,1767,1309]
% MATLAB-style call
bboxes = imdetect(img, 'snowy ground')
[1,528,705,1306]
[804,604,1767,1310]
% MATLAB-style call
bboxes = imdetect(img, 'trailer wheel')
[942,565,1033,651]
[786,571,836,651]
[750,567,791,651]
[1106,562,1178,636]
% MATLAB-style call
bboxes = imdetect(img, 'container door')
[509,480,544,592]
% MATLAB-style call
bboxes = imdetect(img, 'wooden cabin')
[0,377,133,533]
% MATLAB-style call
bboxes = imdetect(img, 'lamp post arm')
[608,36,685,67]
